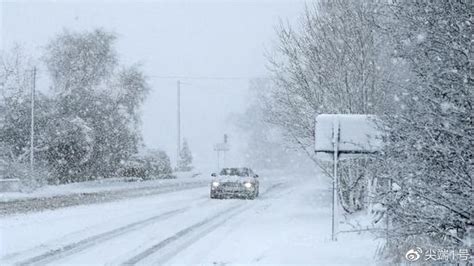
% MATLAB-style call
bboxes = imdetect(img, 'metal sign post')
[315,114,382,242]
[331,120,340,241]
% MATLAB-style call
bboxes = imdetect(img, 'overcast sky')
[1,0,306,170]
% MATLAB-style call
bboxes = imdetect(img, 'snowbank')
[0,171,210,203]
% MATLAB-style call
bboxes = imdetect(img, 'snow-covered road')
[0,174,379,265]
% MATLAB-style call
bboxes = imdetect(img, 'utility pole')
[176,80,181,169]
[30,67,36,177]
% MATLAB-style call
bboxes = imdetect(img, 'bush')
[119,149,174,179]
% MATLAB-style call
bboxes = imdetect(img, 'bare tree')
[371,1,473,262]
[265,0,402,156]
[265,0,404,211]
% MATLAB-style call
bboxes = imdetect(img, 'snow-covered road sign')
[314,114,383,241]
[315,114,383,155]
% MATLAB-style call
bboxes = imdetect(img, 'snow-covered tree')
[0,46,52,185]
[265,0,404,212]
[44,29,117,97]
[177,139,193,172]
[266,0,400,158]
[43,117,93,183]
[151,149,173,177]
[42,29,150,181]
[0,29,151,184]
[371,1,472,262]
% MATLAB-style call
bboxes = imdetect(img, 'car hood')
[214,175,254,183]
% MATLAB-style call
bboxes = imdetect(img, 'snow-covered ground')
[0,171,208,202]
[0,172,381,265]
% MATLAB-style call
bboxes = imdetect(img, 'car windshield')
[219,168,249,177]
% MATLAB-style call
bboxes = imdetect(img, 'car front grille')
[220,182,244,192]
[221,182,242,187]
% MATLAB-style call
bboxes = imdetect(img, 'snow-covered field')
[0,172,381,265]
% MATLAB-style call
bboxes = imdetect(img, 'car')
[210,167,260,199]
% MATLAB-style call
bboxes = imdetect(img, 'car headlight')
[244,182,252,188]
[212,181,220,187]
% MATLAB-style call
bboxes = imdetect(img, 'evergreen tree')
[177,139,193,172]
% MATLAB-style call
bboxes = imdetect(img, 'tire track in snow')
[7,198,210,265]
[1,194,209,262]
[122,182,288,265]
[152,204,249,265]
[122,203,244,265]
[6,181,287,265]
